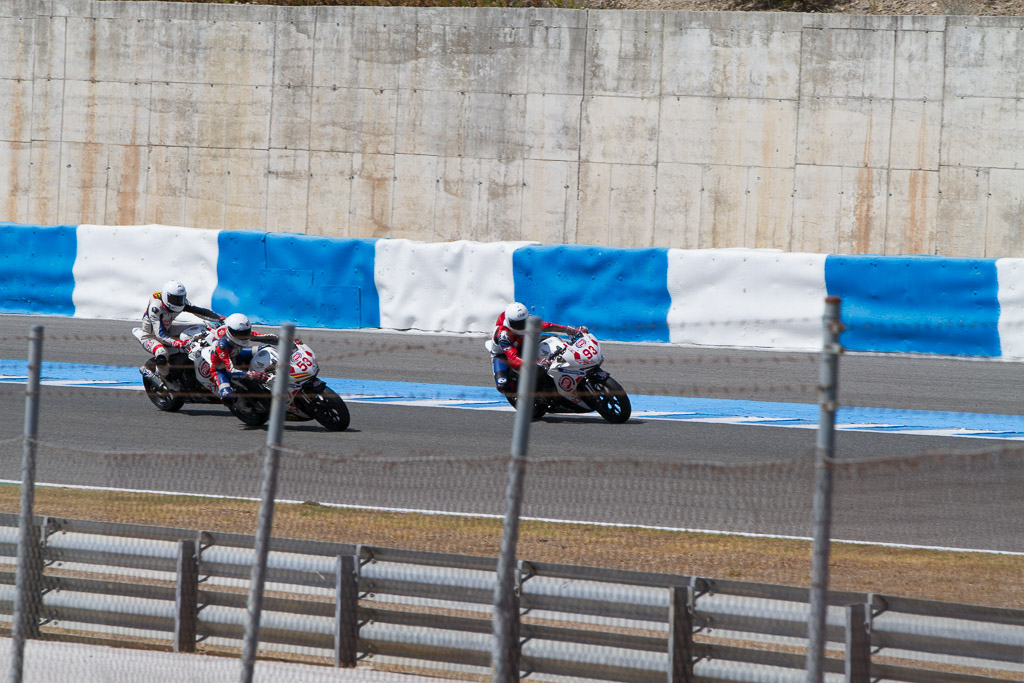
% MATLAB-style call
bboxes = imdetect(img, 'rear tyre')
[307,387,351,432]
[228,388,271,427]
[589,376,631,424]
[502,371,548,420]
[506,393,548,420]
[142,372,184,412]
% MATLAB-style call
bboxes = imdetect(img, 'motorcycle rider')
[138,279,224,381]
[209,313,280,405]
[489,302,587,395]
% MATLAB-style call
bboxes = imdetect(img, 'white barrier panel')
[666,249,828,350]
[72,225,221,321]
[996,258,1024,359]
[374,239,536,333]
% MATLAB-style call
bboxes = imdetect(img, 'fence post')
[807,296,842,683]
[510,563,523,678]
[239,323,295,683]
[10,324,44,683]
[668,586,694,682]
[845,603,870,683]
[175,539,199,653]
[335,554,358,668]
[492,315,540,683]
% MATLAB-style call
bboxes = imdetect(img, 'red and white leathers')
[137,292,222,375]
[491,311,564,372]
[490,311,578,394]
[208,325,280,398]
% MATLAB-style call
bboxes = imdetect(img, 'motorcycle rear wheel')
[307,387,350,432]
[228,394,271,427]
[505,394,548,420]
[588,376,631,424]
[142,372,184,412]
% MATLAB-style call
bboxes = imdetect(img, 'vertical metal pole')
[845,603,871,682]
[239,323,294,683]
[175,539,199,653]
[807,297,842,683]
[334,554,358,668]
[668,586,695,682]
[492,316,540,683]
[10,325,43,683]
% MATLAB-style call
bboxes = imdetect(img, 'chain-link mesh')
[1,321,1023,681]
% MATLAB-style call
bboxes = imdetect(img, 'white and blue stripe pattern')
[3,221,1024,358]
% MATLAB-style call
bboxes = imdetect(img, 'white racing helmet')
[162,280,187,313]
[504,302,528,332]
[224,313,252,346]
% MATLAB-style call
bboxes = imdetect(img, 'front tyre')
[307,387,350,431]
[590,376,631,424]
[142,373,184,412]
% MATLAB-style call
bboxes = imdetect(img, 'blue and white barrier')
[3,222,1023,358]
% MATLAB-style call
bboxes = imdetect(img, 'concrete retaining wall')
[4,222,1024,358]
[1,1,1023,257]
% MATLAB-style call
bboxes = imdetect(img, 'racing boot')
[494,367,515,395]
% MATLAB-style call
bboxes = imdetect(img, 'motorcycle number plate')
[292,351,315,373]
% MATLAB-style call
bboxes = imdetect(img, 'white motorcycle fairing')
[538,334,605,408]
[247,340,350,431]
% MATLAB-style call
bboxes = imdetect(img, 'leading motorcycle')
[246,339,350,432]
[496,330,631,423]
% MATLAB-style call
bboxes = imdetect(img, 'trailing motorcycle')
[246,339,350,431]
[133,321,271,427]
[500,331,631,423]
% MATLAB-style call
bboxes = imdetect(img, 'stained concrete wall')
[1,0,1022,256]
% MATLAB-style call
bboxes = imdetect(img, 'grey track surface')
[1,314,1022,552]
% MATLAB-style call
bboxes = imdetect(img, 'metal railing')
[0,514,1020,682]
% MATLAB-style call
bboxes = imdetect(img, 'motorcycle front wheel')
[306,386,350,431]
[587,376,631,424]
[142,372,184,412]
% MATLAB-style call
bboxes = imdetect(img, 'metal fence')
[1,514,1022,682]
[3,309,1024,682]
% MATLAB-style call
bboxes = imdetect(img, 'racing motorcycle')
[134,321,272,427]
[498,331,631,423]
[245,339,350,432]
[135,323,349,430]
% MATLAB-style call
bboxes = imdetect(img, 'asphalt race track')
[1,314,1023,552]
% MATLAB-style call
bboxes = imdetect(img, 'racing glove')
[171,339,188,348]
[570,326,589,337]
[538,357,552,371]
[246,370,269,382]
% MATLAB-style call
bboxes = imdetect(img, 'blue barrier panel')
[825,255,1001,356]
[512,245,671,342]
[214,231,379,329]
[0,223,77,316]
